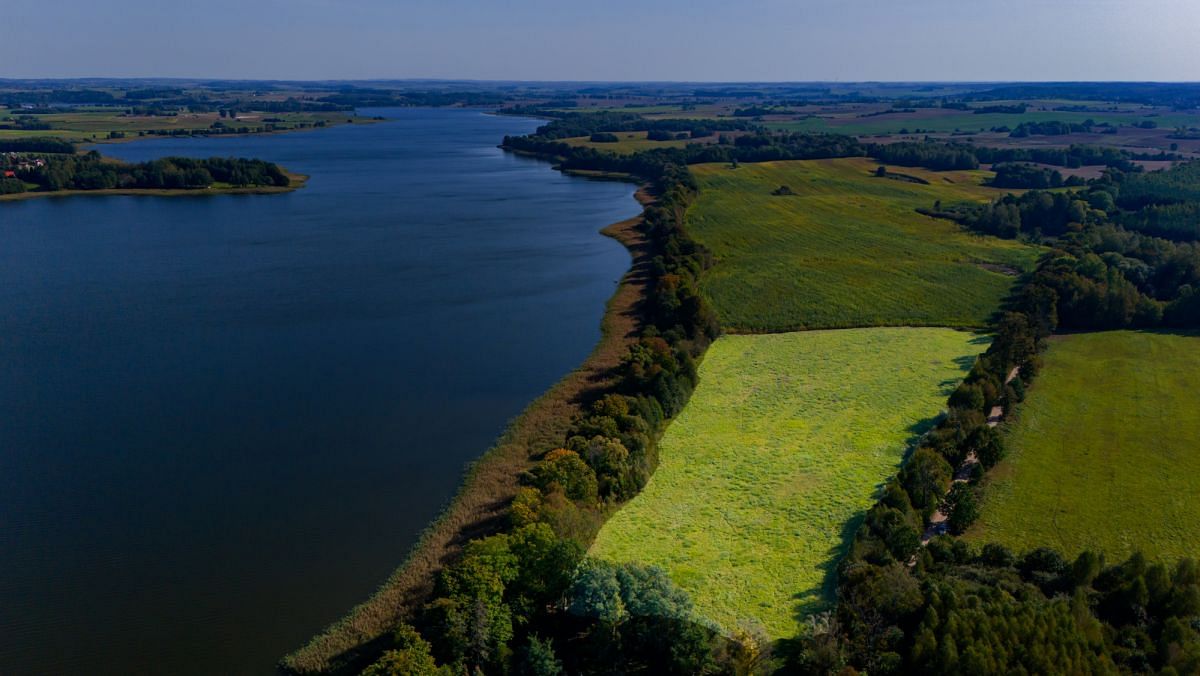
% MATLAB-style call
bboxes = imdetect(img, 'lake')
[0,108,638,674]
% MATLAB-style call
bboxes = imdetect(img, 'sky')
[4,0,1200,82]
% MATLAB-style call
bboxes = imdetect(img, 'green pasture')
[687,157,1039,332]
[560,130,696,154]
[968,330,1200,561]
[590,328,984,637]
[0,109,355,143]
[766,109,1200,136]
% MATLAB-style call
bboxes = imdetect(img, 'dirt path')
[920,366,1019,544]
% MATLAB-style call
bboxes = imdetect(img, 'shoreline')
[0,169,309,202]
[281,176,655,675]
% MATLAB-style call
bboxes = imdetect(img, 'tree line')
[866,140,1175,173]
[989,162,1084,189]
[504,128,864,174]
[7,152,290,193]
[503,108,758,141]
[0,137,76,153]
[935,176,1200,328]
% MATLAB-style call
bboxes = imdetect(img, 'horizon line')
[4,77,1200,86]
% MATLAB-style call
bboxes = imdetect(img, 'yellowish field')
[590,328,984,638]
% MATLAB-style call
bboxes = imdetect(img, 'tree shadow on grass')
[967,333,993,347]
[903,412,944,451]
[792,412,943,629]
[952,352,979,371]
[793,510,865,626]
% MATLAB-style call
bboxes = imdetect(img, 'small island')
[1,137,303,201]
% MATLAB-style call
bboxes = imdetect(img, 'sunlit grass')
[687,158,1040,331]
[590,328,983,638]
[968,330,1200,561]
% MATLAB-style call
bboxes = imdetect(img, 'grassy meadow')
[561,130,697,154]
[589,328,985,638]
[967,331,1200,561]
[0,108,358,143]
[686,158,1039,332]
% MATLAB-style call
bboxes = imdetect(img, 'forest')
[2,148,291,193]
[989,162,1081,189]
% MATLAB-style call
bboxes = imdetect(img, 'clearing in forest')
[687,157,1038,332]
[589,328,983,638]
[967,330,1200,561]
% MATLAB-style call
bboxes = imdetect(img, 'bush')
[529,449,598,503]
[943,484,979,535]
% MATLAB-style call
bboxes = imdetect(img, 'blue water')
[0,108,638,674]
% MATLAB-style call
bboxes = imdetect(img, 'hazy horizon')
[4,0,1200,82]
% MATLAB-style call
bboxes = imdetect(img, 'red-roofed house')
[3,170,16,178]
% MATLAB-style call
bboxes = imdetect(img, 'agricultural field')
[0,107,362,143]
[560,130,702,154]
[687,157,1039,331]
[589,328,985,638]
[765,108,1200,136]
[967,330,1200,561]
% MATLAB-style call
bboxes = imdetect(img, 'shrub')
[529,450,598,503]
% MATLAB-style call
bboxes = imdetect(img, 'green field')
[590,328,984,637]
[561,130,697,154]
[0,108,359,143]
[687,158,1039,331]
[967,331,1200,561]
[765,109,1200,136]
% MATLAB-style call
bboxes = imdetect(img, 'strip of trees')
[9,152,290,193]
[866,140,1175,173]
[0,137,76,154]
[989,162,1082,189]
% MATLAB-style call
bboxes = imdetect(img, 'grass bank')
[589,328,984,638]
[967,330,1200,561]
[687,158,1039,332]
[281,187,655,674]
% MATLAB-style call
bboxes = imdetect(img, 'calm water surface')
[0,108,637,674]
